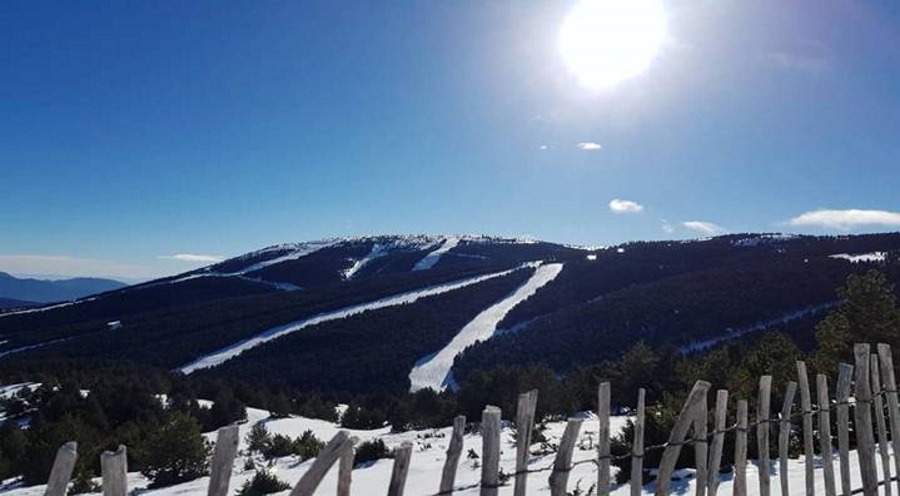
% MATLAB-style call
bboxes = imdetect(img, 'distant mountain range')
[0,272,127,305]
[0,233,898,396]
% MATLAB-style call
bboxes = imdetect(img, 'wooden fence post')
[631,388,646,496]
[337,436,357,496]
[694,390,709,496]
[515,390,538,496]
[853,344,878,496]
[870,354,892,496]
[291,431,353,496]
[549,418,583,496]
[208,425,240,496]
[816,374,837,496]
[836,363,854,496]
[797,361,815,496]
[734,400,748,496]
[654,380,710,496]
[45,441,77,496]
[439,415,466,495]
[756,376,772,496]
[778,382,797,496]
[598,382,611,496]
[708,390,728,496]
[480,405,502,496]
[101,445,127,496]
[877,343,900,496]
[387,441,413,496]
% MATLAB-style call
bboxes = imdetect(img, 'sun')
[559,0,668,89]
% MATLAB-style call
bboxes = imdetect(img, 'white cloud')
[577,142,602,151]
[0,255,154,280]
[539,144,548,150]
[788,209,900,230]
[609,199,644,214]
[662,223,675,234]
[682,221,726,235]
[159,254,225,263]
[767,52,830,73]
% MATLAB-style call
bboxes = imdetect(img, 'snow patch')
[829,252,887,263]
[409,262,564,392]
[413,237,460,271]
[177,267,529,374]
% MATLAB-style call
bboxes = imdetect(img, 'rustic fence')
[42,342,900,496]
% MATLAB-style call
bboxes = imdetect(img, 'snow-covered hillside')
[2,404,889,496]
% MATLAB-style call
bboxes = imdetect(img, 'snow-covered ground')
[830,252,887,263]
[413,237,461,271]
[178,266,528,374]
[409,263,564,392]
[3,403,892,496]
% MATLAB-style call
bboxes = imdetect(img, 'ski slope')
[413,237,460,271]
[408,262,564,392]
[177,266,526,374]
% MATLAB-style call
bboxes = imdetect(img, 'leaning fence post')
[734,399,748,496]
[480,405,502,496]
[654,380,710,496]
[836,363,854,496]
[854,344,879,496]
[291,431,353,496]
[598,382,611,496]
[797,361,815,496]
[778,382,797,496]
[337,436,357,496]
[816,374,837,496]
[101,445,127,496]
[870,353,892,496]
[515,390,538,496]
[439,415,466,495]
[387,441,413,496]
[549,418,584,496]
[630,388,646,496]
[756,375,772,496]
[208,425,240,496]
[877,343,900,496]
[45,441,77,496]
[708,390,728,496]
[694,389,709,496]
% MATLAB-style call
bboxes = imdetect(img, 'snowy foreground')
[3,405,893,496]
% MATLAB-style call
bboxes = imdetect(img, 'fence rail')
[43,342,900,496]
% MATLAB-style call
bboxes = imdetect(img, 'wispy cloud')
[609,199,644,214]
[662,222,675,234]
[0,255,153,280]
[788,209,900,230]
[539,144,548,150]
[682,221,726,235]
[767,52,830,73]
[577,142,602,151]
[159,254,225,263]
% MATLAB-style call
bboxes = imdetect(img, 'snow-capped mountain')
[0,232,898,396]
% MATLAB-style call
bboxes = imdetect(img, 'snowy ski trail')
[408,262,564,392]
[177,266,528,374]
[413,237,460,271]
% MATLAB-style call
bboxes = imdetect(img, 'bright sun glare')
[559,0,668,89]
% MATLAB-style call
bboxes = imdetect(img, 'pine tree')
[141,412,211,487]
[814,270,900,375]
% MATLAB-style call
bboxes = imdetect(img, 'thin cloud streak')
[682,221,726,235]
[788,209,900,230]
[159,254,225,263]
[577,142,602,151]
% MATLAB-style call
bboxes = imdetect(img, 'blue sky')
[2,0,900,280]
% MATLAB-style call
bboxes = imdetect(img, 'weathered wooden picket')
[42,342,900,496]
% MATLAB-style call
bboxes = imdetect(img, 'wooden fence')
[42,342,900,496]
